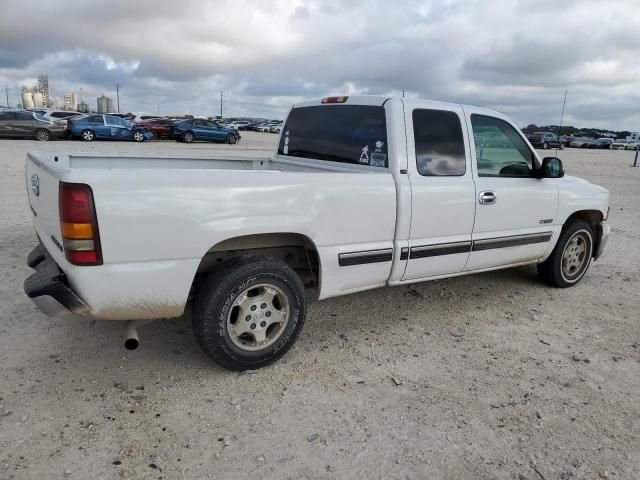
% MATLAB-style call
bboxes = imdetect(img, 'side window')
[278,105,388,167]
[15,112,34,121]
[105,115,124,126]
[471,114,535,177]
[193,119,205,127]
[0,112,10,120]
[413,109,466,176]
[88,115,103,125]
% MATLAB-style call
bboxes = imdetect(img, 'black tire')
[193,255,306,371]
[34,129,50,141]
[226,133,237,144]
[81,129,95,142]
[182,131,194,143]
[537,219,594,288]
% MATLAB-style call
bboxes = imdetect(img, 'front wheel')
[226,133,238,144]
[538,220,594,288]
[132,130,145,142]
[193,255,306,370]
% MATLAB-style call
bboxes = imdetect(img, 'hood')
[563,175,609,195]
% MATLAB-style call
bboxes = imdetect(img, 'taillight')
[321,96,348,104]
[59,182,103,266]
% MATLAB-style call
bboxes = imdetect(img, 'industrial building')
[20,74,53,109]
[97,95,114,113]
[63,93,79,111]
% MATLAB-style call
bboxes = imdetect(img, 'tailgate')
[25,153,66,267]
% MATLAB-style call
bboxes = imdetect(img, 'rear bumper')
[24,243,89,318]
[595,222,610,260]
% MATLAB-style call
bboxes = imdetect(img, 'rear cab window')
[278,105,388,168]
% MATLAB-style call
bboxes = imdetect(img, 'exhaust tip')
[124,338,139,350]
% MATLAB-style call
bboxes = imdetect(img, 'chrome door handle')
[479,191,497,205]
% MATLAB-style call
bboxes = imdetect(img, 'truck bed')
[26,152,397,319]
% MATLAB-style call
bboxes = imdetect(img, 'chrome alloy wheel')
[226,283,290,351]
[561,229,591,282]
[133,131,144,142]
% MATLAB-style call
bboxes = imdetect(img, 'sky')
[1,0,639,130]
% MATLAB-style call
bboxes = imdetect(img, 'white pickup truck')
[24,96,610,370]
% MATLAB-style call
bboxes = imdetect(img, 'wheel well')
[564,210,603,256]
[189,233,320,299]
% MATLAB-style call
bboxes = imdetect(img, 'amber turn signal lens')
[61,222,93,239]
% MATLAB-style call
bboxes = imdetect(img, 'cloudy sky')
[1,0,639,129]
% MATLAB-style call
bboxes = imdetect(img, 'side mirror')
[540,157,564,178]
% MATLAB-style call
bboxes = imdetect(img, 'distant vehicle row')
[524,130,639,150]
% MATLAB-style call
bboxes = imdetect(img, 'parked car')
[625,141,639,151]
[174,118,240,143]
[130,114,165,124]
[227,121,253,131]
[589,138,613,149]
[0,110,66,140]
[562,135,575,147]
[68,114,152,142]
[569,137,595,148]
[610,139,628,150]
[269,122,283,134]
[23,95,610,371]
[525,131,564,149]
[139,118,176,140]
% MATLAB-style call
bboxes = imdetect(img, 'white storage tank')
[22,91,34,109]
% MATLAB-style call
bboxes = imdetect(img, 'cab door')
[402,102,476,280]
[464,109,559,271]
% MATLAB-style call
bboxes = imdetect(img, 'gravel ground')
[1,134,639,480]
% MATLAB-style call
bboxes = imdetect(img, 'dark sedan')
[525,131,564,149]
[0,110,66,140]
[174,119,240,144]
[589,138,613,149]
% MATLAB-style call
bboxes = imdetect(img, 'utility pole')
[5,85,9,108]
[116,84,120,113]
[220,91,224,118]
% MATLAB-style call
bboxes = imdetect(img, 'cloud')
[0,0,638,129]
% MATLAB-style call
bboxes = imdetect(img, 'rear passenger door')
[87,115,108,137]
[402,102,476,280]
[465,111,558,270]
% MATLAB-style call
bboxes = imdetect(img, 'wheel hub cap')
[561,233,588,278]
[226,284,289,351]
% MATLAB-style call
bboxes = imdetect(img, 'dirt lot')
[1,134,639,480]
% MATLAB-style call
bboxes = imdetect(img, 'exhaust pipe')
[124,320,153,350]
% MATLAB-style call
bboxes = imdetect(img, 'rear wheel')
[193,255,306,370]
[538,219,594,288]
[81,129,95,141]
[34,129,50,141]
[182,131,194,143]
